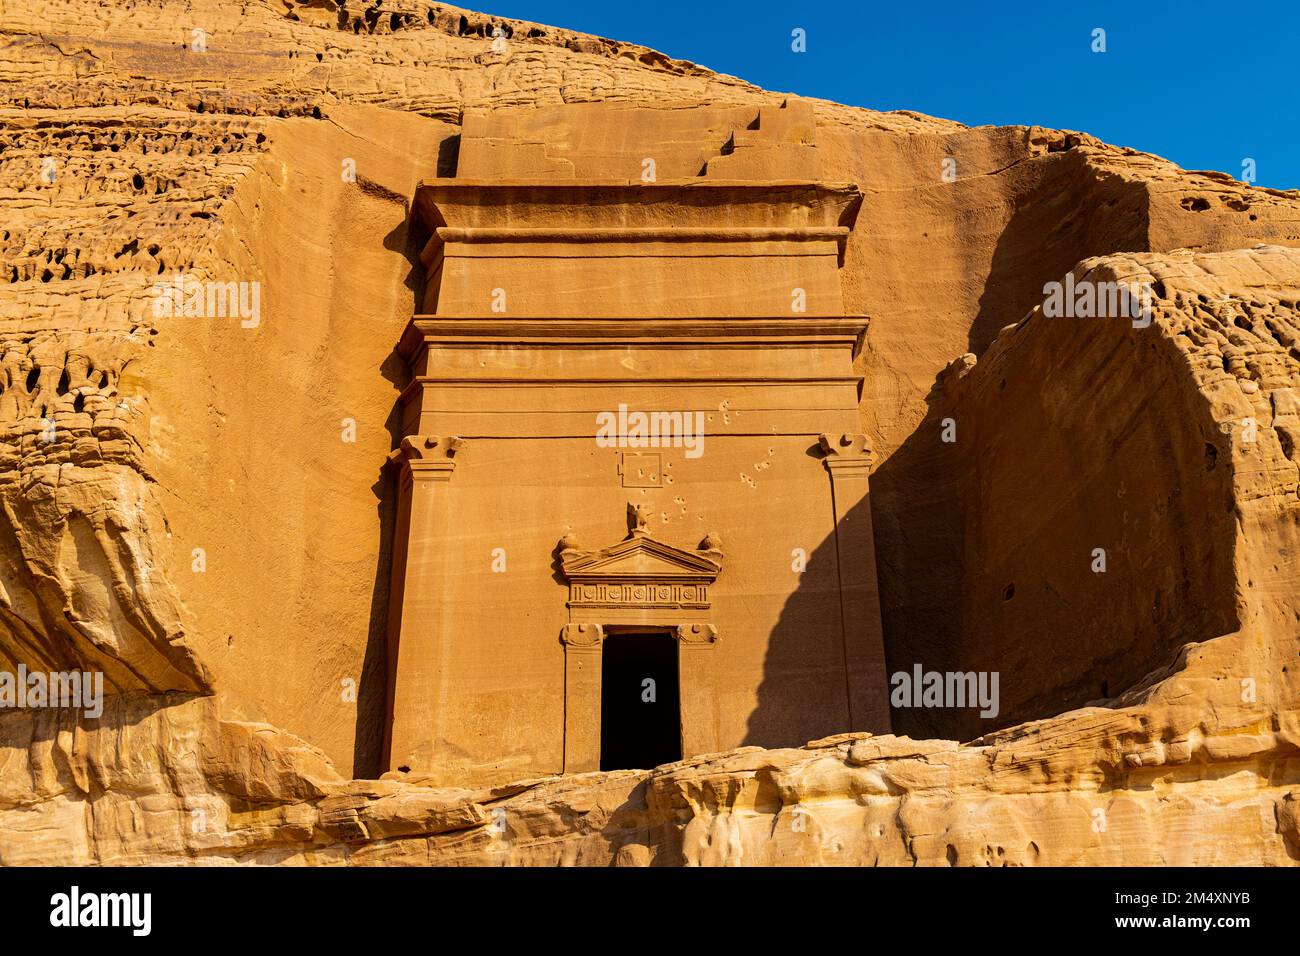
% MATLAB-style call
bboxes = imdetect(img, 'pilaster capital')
[387,435,463,483]
[560,623,605,647]
[676,623,719,645]
[818,433,873,477]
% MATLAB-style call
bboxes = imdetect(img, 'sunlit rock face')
[1,0,1298,866]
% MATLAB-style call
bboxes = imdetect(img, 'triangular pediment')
[561,535,721,581]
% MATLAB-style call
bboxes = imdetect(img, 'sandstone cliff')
[1,0,1298,865]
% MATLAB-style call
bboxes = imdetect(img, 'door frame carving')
[556,505,723,772]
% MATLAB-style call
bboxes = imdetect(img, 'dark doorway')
[600,632,681,771]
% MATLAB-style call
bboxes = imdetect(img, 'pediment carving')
[558,506,722,612]
[561,537,722,581]
[559,508,722,581]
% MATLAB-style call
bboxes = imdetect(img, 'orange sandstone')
[0,0,1297,865]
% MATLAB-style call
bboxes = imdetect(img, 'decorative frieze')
[568,582,710,610]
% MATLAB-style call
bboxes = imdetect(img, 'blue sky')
[484,1,1299,190]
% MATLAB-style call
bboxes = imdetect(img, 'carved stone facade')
[384,105,891,786]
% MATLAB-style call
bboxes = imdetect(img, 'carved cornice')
[396,316,870,362]
[435,226,851,244]
[414,180,863,231]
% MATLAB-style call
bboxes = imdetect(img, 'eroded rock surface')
[1,0,1299,864]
